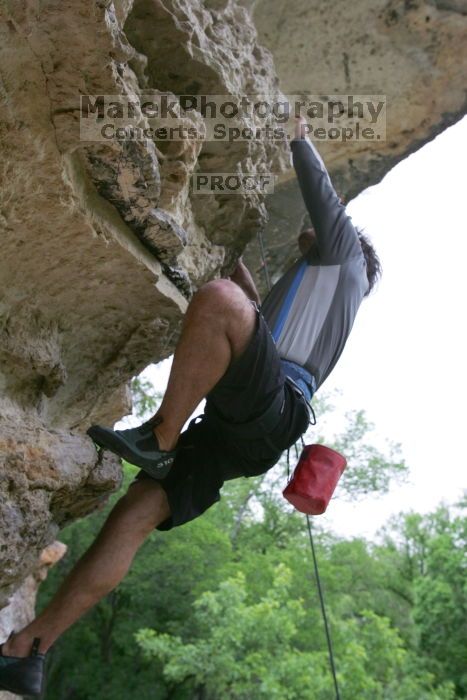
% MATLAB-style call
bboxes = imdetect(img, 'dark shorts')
[134,307,311,531]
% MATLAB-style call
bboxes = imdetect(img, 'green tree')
[309,393,408,498]
[37,378,461,700]
[136,567,456,700]
[379,500,467,696]
[130,376,162,418]
[136,564,328,700]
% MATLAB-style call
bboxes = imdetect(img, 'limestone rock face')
[243,0,467,286]
[0,403,121,609]
[0,541,67,637]
[0,0,466,648]
[0,541,66,700]
[0,0,287,640]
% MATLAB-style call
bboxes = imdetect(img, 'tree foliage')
[36,383,464,699]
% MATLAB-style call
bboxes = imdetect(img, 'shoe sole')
[0,680,43,697]
[87,426,174,479]
[0,681,42,697]
[0,657,45,697]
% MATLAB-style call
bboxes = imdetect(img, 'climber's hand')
[229,258,260,305]
[294,116,308,140]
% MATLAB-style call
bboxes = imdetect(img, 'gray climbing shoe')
[0,637,45,697]
[87,418,176,479]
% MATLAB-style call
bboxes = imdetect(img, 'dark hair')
[356,228,382,296]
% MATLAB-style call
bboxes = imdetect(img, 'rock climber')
[0,117,381,696]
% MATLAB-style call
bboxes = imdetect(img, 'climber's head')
[298,228,316,256]
[356,228,382,296]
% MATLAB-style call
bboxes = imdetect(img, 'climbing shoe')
[87,417,177,479]
[0,637,45,697]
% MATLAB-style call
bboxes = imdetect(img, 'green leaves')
[320,408,408,498]
[38,477,464,700]
[136,565,319,700]
[36,380,464,699]
[130,376,163,419]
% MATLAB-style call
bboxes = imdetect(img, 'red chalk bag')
[283,444,347,515]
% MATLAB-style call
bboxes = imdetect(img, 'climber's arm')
[229,258,261,305]
[291,118,361,263]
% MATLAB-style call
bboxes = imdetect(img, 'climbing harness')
[257,228,342,700]
[205,375,314,455]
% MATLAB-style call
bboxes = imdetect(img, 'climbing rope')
[306,515,341,699]
[258,229,341,700]
[256,230,272,291]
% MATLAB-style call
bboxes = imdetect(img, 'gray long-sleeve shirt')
[261,137,369,391]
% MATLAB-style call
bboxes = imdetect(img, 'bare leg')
[152,279,256,451]
[1,281,254,657]
[1,479,170,657]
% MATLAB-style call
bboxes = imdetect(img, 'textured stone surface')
[243,0,467,290]
[0,542,67,637]
[1,0,466,652]
[0,0,287,643]
[0,541,66,700]
[0,402,122,609]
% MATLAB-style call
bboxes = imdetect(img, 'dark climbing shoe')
[0,637,45,697]
[87,418,177,479]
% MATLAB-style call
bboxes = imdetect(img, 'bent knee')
[195,279,249,309]
[188,279,256,350]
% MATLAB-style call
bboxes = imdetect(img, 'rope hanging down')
[306,515,341,700]
[257,229,341,700]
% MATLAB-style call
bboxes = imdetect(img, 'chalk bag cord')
[259,230,341,700]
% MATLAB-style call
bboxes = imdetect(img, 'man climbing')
[0,117,381,696]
